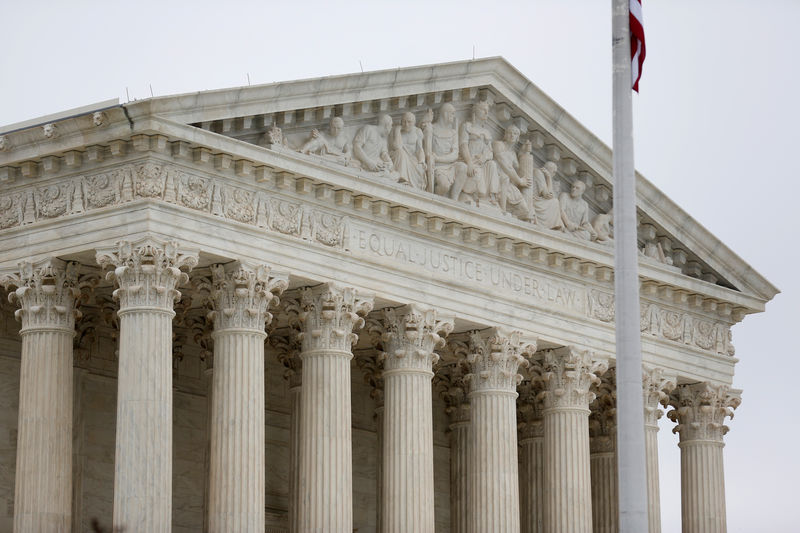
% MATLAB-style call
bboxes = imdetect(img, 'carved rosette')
[667,383,741,442]
[642,366,676,427]
[465,328,536,394]
[517,378,545,440]
[589,368,616,454]
[96,238,198,312]
[208,263,287,333]
[271,332,303,388]
[376,304,454,373]
[295,283,373,353]
[1,258,81,333]
[535,346,608,411]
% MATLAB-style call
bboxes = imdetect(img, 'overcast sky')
[2,1,796,531]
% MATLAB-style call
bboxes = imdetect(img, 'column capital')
[465,328,536,394]
[354,350,385,407]
[1,257,81,332]
[435,356,471,424]
[208,262,287,333]
[667,382,741,442]
[371,304,454,373]
[96,237,198,311]
[642,366,676,427]
[535,346,608,411]
[295,283,374,353]
[517,378,544,439]
[589,368,616,453]
[271,332,303,388]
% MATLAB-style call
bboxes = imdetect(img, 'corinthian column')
[1,259,80,533]
[465,328,535,533]
[435,356,470,533]
[668,383,740,533]
[97,238,198,533]
[589,369,618,533]
[294,283,373,533]
[517,379,544,533]
[376,304,453,533]
[207,263,287,532]
[535,346,607,533]
[354,348,384,533]
[642,367,675,533]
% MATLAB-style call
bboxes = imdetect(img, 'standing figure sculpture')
[530,160,563,230]
[299,117,360,168]
[353,114,395,175]
[493,125,533,220]
[458,101,499,206]
[559,180,597,240]
[426,103,468,198]
[389,112,427,190]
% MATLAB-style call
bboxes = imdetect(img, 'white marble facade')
[0,59,777,532]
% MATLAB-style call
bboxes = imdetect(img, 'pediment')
[0,58,777,310]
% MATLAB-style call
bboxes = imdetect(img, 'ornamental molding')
[642,366,677,427]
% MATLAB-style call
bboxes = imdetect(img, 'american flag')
[630,0,645,92]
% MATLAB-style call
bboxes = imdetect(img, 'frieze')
[0,162,348,251]
[587,289,735,356]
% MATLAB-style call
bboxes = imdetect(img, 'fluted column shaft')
[448,417,470,533]
[2,259,80,533]
[97,238,198,533]
[207,262,286,533]
[465,329,534,533]
[208,331,266,531]
[519,432,544,533]
[644,424,661,533]
[295,284,373,533]
[288,378,302,533]
[536,347,606,533]
[378,304,452,533]
[374,401,384,533]
[544,408,592,532]
[590,448,618,533]
[668,383,740,533]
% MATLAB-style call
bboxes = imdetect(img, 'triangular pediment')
[0,58,778,309]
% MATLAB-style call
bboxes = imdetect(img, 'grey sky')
[2,1,795,531]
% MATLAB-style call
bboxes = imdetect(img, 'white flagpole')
[612,0,649,531]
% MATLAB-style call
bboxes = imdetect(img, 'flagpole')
[612,0,649,531]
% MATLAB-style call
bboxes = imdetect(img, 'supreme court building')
[0,59,777,533]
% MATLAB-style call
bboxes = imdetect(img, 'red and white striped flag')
[630,0,645,92]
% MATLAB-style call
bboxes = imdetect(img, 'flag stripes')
[630,0,645,92]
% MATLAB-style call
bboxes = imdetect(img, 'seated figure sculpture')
[353,114,395,175]
[389,112,427,190]
[298,117,360,168]
[458,101,499,206]
[492,125,533,220]
[593,212,613,243]
[427,103,468,198]
[530,160,562,229]
[559,180,597,240]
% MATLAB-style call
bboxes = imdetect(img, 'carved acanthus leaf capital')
[589,368,616,447]
[270,331,303,387]
[642,366,676,426]
[667,383,741,442]
[434,358,471,424]
[207,262,287,332]
[374,304,454,372]
[354,349,384,406]
[465,328,536,394]
[517,378,545,439]
[534,346,608,410]
[96,238,198,311]
[1,258,81,332]
[296,283,374,353]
